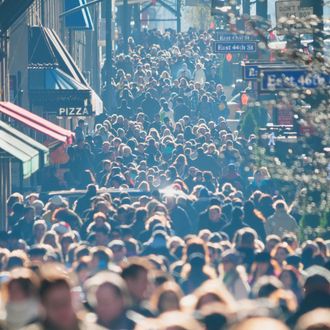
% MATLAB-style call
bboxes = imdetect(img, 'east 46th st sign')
[260,69,330,92]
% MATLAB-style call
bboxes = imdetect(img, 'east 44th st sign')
[213,41,257,53]
[213,33,258,53]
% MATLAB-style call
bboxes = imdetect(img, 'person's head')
[109,240,127,263]
[90,247,113,270]
[93,212,107,227]
[252,276,283,298]
[11,202,25,217]
[221,249,240,273]
[42,231,59,249]
[271,242,293,266]
[236,228,257,249]
[33,220,47,243]
[266,235,281,252]
[78,119,85,128]
[232,207,244,222]
[274,200,288,212]
[86,272,131,327]
[4,268,40,328]
[6,268,40,303]
[230,317,289,330]
[279,267,302,291]
[304,266,330,296]
[121,258,151,302]
[23,206,35,222]
[39,264,77,328]
[87,184,97,196]
[294,308,330,330]
[194,280,235,310]
[150,281,183,314]
[184,237,209,265]
[94,226,110,246]
[208,206,222,222]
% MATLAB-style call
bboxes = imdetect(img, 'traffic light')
[240,91,249,106]
[226,53,233,62]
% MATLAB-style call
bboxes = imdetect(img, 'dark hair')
[39,265,71,302]
[121,258,150,279]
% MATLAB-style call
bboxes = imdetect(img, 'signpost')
[242,62,286,81]
[214,42,256,53]
[259,68,330,92]
[213,33,257,54]
[275,0,313,22]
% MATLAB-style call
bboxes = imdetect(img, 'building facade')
[8,0,103,129]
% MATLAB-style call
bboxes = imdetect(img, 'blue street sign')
[65,0,94,30]
[243,63,260,80]
[213,41,257,53]
[242,62,286,80]
[215,32,257,42]
[260,68,330,91]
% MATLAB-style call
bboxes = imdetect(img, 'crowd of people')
[0,28,329,330]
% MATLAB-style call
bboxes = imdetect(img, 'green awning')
[0,130,40,179]
[0,120,49,166]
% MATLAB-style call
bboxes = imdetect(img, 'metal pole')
[103,0,114,113]
[176,0,181,33]
[256,0,267,21]
[134,4,141,40]
[123,0,129,54]
[313,0,324,55]
[0,156,11,231]
[242,0,250,16]
[105,0,113,82]
[301,0,324,55]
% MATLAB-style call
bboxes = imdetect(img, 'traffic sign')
[242,63,260,80]
[215,33,257,42]
[213,41,257,53]
[242,62,286,81]
[275,1,313,23]
[260,68,330,92]
[214,33,258,53]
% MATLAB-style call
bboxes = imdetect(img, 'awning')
[0,130,39,179]
[0,0,34,34]
[28,26,103,116]
[0,120,50,167]
[29,67,90,91]
[0,102,74,144]
[64,0,94,30]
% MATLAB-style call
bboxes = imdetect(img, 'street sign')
[242,63,260,80]
[213,41,257,53]
[215,33,257,42]
[275,1,313,22]
[259,68,330,92]
[242,62,286,81]
[214,33,258,53]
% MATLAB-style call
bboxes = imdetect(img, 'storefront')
[0,119,50,230]
[28,26,103,130]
